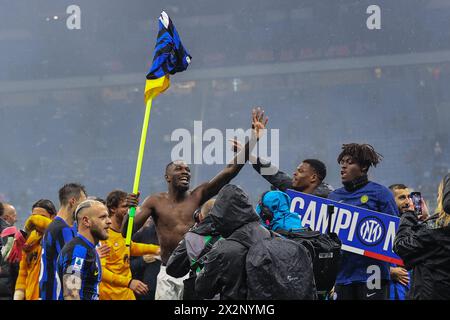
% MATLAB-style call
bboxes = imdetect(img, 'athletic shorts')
[154,265,189,300]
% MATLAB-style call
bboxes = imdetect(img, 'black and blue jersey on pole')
[144,11,192,101]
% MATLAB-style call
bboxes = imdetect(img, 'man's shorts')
[155,265,189,300]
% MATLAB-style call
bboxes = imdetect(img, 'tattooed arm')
[62,272,82,300]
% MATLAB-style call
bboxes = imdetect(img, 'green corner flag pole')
[126,98,153,246]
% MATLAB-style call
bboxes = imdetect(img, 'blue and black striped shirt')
[56,234,102,300]
[39,217,76,300]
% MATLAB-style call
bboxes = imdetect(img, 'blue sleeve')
[379,187,399,217]
[65,245,88,276]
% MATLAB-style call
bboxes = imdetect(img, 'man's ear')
[82,215,90,228]
[165,174,170,182]
[362,166,369,174]
[69,197,77,209]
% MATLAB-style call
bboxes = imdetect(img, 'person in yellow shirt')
[99,190,160,300]
[14,199,56,300]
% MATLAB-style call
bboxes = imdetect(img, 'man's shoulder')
[46,218,66,234]
[61,237,93,256]
[366,181,390,190]
[190,182,210,194]
[142,192,167,206]
[366,182,394,198]
[329,186,346,196]
[221,238,249,252]
[157,189,202,202]
[147,192,167,199]
[61,236,80,250]
[59,239,95,270]
[57,240,76,261]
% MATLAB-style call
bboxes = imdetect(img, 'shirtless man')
[123,108,268,299]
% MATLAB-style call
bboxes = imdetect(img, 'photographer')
[166,199,221,300]
[393,174,450,299]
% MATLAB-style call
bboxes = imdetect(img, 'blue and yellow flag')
[145,11,192,103]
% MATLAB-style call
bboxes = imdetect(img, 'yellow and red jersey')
[15,213,52,300]
[99,229,159,300]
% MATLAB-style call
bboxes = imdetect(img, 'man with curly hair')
[329,143,399,300]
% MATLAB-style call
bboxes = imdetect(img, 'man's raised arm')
[230,138,292,192]
[196,108,268,205]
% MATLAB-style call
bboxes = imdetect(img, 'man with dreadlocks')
[329,143,398,300]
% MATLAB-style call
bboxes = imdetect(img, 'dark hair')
[165,160,187,175]
[0,202,4,217]
[106,190,127,212]
[58,183,87,206]
[337,143,383,171]
[303,159,327,182]
[389,184,408,191]
[32,199,57,216]
[166,161,175,175]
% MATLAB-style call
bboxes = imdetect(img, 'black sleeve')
[443,174,450,215]
[131,228,143,243]
[166,239,190,278]
[251,157,292,191]
[130,257,145,281]
[393,211,436,269]
[195,243,224,299]
[121,214,144,239]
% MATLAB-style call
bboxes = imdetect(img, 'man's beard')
[175,181,190,192]
[91,227,108,241]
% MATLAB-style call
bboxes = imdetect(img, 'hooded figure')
[195,184,271,300]
[166,214,221,278]
[166,213,222,300]
[255,190,302,232]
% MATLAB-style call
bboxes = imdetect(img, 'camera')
[410,192,422,216]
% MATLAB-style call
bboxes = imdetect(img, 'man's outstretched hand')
[252,107,268,140]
